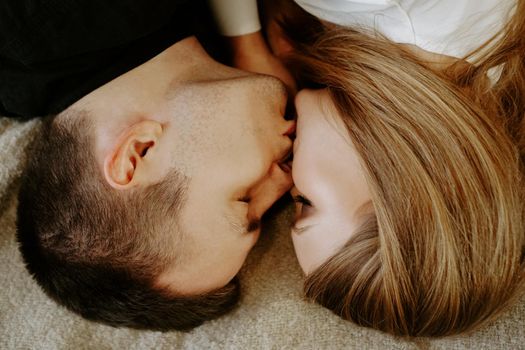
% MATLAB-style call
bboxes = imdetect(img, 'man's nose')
[248,163,293,221]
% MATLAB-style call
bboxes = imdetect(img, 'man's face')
[158,55,295,294]
[71,37,294,295]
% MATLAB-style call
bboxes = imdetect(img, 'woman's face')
[291,89,373,275]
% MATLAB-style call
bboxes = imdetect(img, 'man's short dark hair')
[16,112,240,331]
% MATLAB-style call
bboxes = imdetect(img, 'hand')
[227,31,297,96]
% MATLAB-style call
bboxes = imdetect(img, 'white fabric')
[208,0,261,36]
[294,0,516,60]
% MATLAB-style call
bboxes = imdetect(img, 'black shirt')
[0,0,196,118]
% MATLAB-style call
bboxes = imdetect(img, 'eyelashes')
[293,193,315,221]
[293,194,312,207]
[292,193,314,234]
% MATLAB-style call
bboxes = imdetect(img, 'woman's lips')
[283,122,296,137]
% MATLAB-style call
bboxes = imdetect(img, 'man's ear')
[104,120,163,189]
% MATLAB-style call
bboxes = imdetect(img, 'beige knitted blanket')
[1,117,524,349]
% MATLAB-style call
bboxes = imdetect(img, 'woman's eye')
[293,194,315,219]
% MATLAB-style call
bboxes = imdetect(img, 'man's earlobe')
[104,120,163,189]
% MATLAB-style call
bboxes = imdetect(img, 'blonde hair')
[279,0,525,337]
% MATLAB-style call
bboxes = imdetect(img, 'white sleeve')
[293,0,515,61]
[208,0,262,36]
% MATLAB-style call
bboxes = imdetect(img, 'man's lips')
[278,123,295,174]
